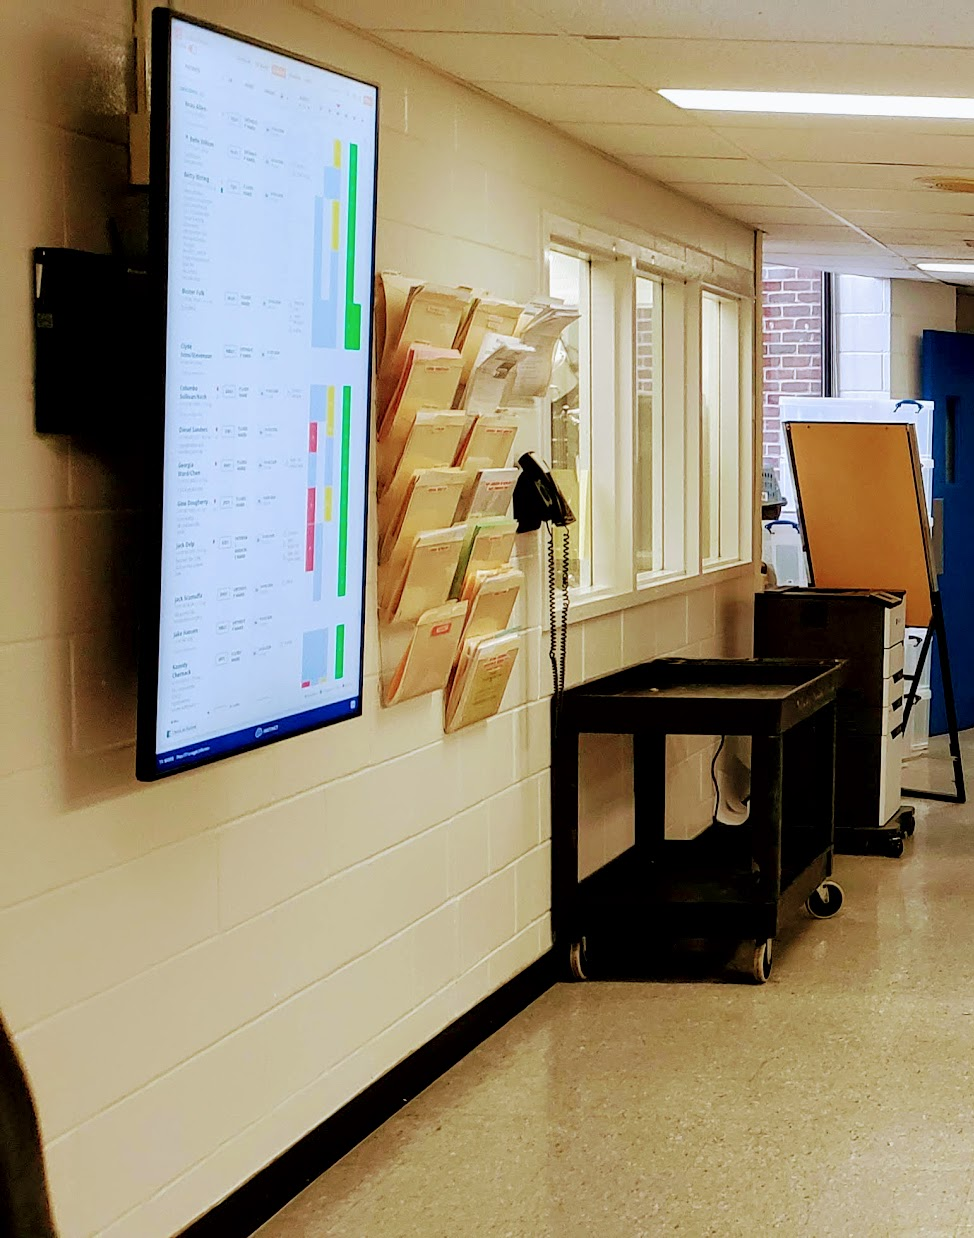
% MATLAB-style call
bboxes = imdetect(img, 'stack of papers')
[382,526,467,624]
[461,332,534,416]
[377,282,472,413]
[377,346,464,489]
[378,410,469,529]
[445,630,520,732]
[386,601,468,706]
[459,567,523,645]
[453,467,519,524]
[379,467,466,566]
[511,301,581,400]
[450,517,518,598]
[375,271,423,379]
[454,412,519,474]
[453,298,525,397]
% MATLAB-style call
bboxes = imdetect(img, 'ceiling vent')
[916,176,974,193]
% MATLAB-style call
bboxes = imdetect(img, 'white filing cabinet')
[904,629,932,754]
[876,605,906,828]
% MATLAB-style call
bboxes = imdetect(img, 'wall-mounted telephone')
[512,452,575,711]
[512,451,575,532]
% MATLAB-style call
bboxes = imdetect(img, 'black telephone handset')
[512,451,575,533]
[512,452,575,712]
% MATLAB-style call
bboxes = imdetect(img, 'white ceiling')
[312,0,974,282]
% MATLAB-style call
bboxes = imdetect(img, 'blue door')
[922,330,974,734]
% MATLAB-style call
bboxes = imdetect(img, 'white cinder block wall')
[890,279,956,398]
[835,274,892,398]
[836,274,957,401]
[0,1,757,1234]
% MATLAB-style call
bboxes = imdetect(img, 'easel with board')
[787,420,965,805]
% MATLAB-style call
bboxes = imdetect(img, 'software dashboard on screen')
[137,12,377,779]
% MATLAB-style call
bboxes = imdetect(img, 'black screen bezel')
[136,9,379,781]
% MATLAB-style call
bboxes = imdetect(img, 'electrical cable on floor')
[711,735,726,822]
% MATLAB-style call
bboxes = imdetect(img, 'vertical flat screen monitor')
[137,12,377,780]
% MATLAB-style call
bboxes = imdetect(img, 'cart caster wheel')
[752,938,773,984]
[806,880,844,919]
[903,812,916,838]
[888,834,905,859]
[568,940,588,981]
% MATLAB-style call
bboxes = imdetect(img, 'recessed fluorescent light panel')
[917,262,974,273]
[658,90,974,120]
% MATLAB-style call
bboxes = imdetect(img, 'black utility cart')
[552,657,847,984]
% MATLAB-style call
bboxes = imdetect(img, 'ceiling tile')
[767,256,909,272]
[866,228,974,245]
[558,122,742,157]
[769,163,974,191]
[375,32,630,84]
[733,205,840,226]
[578,39,974,96]
[625,156,779,184]
[759,223,876,240]
[764,252,888,271]
[313,0,551,32]
[678,112,974,137]
[526,0,974,48]
[890,243,974,259]
[671,183,807,207]
[482,83,693,125]
[716,127,974,167]
[815,187,974,215]
[853,211,974,233]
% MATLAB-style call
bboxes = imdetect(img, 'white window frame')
[701,287,754,573]
[546,246,595,591]
[541,215,756,625]
[635,270,693,590]
[633,271,665,580]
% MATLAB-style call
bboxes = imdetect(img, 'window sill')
[703,555,752,575]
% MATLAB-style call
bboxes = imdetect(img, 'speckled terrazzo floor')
[258,737,974,1237]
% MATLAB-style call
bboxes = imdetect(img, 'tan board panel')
[787,421,934,628]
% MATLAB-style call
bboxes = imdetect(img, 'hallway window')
[634,274,664,574]
[544,213,756,617]
[548,249,592,589]
[701,290,748,566]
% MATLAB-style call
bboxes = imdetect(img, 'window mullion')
[652,290,665,574]
[719,297,740,561]
[684,282,702,575]
[588,256,630,595]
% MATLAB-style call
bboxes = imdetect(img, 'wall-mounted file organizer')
[374,271,556,729]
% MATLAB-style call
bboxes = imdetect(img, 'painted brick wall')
[0,2,757,1234]
[761,266,823,464]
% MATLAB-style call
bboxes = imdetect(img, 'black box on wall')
[33,247,149,438]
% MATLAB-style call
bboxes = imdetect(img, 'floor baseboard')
[179,951,556,1237]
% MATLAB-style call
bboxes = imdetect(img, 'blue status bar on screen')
[155,695,360,772]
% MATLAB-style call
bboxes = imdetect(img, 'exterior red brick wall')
[762,266,824,464]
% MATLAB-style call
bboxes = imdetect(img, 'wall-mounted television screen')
[137,11,377,780]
